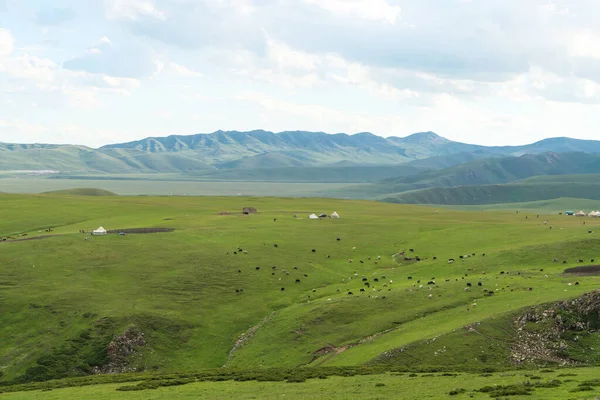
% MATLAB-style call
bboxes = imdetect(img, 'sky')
[1,0,600,148]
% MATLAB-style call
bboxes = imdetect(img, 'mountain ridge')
[2,130,600,174]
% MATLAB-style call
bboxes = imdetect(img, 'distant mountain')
[1,130,600,174]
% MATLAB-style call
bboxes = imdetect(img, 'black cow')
[362,277,368,281]
[312,249,316,253]
[281,287,285,291]
[256,266,260,270]
[295,279,300,283]
[466,283,472,287]
[348,292,353,295]
[477,282,483,286]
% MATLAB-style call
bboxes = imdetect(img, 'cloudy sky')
[1,0,600,147]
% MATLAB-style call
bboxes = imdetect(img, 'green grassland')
[3,367,600,399]
[2,194,600,398]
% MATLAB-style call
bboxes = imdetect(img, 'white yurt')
[575,210,586,217]
[330,211,340,219]
[309,213,319,219]
[92,226,107,236]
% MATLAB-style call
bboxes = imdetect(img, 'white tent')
[575,210,586,217]
[92,226,107,236]
[588,211,598,217]
[330,211,340,219]
[308,213,319,219]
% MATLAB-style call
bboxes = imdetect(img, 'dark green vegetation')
[1,194,600,399]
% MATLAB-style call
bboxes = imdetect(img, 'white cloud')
[0,28,14,56]
[568,32,600,59]
[304,0,401,24]
[105,0,166,20]
[164,62,203,77]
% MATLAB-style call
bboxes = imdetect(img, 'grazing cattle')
[273,218,276,222]
[238,270,241,273]
[539,269,543,272]
[482,254,485,257]
[256,266,260,270]
[304,274,308,277]
[464,287,470,292]
[271,272,275,275]
[349,259,353,263]
[417,280,421,283]
[360,288,365,292]
[415,257,421,261]
[312,249,316,253]
[281,287,285,291]
[348,291,353,295]
[575,282,580,286]
[433,256,437,260]
[294,267,298,269]
[592,259,595,262]
[312,289,316,292]
[233,252,237,255]
[272,266,277,269]
[381,276,386,279]
[364,282,370,287]
[337,238,341,241]
[466,283,472,287]
[327,255,331,258]
[360,260,364,264]
[500,271,505,274]
[274,244,278,248]
[427,281,435,285]
[459,255,464,259]
[528,287,533,291]
[235,289,239,293]
[362,277,368,281]
[448,259,455,264]
[579,259,584,263]
[374,278,379,282]
[553,258,558,262]
[477,282,483,286]
[563,260,567,264]
[428,294,433,299]
[409,249,415,252]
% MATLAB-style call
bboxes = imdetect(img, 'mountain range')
[2,130,600,206]
[3,130,600,174]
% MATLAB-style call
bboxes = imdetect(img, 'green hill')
[2,194,600,390]
[41,188,118,196]
[382,182,600,205]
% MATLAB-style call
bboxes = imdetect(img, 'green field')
[3,367,600,399]
[1,193,600,398]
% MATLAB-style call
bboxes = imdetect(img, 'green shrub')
[448,388,466,396]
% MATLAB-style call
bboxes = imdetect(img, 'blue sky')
[1,0,600,147]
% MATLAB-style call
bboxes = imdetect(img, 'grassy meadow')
[1,193,600,398]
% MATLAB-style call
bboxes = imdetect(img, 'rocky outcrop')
[94,325,146,374]
[512,290,600,365]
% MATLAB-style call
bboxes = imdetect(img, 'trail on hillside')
[225,312,276,366]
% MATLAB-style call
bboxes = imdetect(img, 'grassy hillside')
[382,182,600,205]
[1,194,600,388]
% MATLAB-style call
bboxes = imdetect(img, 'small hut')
[309,213,319,219]
[92,226,107,236]
[330,211,340,219]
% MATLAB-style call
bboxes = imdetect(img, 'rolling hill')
[2,194,600,399]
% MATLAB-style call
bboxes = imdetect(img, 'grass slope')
[383,182,600,205]
[1,194,600,388]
